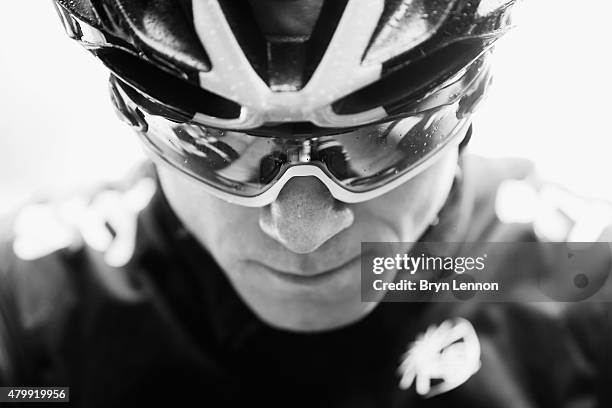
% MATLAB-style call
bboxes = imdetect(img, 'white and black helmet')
[54,0,518,136]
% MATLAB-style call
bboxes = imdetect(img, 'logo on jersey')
[13,178,156,267]
[398,318,481,398]
[495,180,612,242]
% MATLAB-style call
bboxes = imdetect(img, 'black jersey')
[0,155,611,407]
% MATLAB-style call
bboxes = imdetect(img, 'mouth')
[253,254,362,287]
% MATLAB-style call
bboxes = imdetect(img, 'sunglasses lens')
[331,104,464,192]
[112,79,465,202]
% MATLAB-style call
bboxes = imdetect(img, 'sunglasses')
[110,76,472,207]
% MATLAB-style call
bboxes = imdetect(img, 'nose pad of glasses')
[259,176,354,254]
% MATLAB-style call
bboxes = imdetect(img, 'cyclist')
[0,1,610,406]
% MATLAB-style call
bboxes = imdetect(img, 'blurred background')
[1,0,611,214]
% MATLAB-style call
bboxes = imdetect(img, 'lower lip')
[260,256,361,288]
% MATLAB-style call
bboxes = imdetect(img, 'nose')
[259,176,355,254]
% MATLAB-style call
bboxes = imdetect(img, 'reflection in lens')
[330,104,461,192]
[313,139,354,180]
[259,152,286,184]
[171,125,239,170]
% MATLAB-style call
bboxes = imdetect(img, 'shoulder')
[437,156,612,397]
[0,169,159,302]
[0,165,160,381]
[0,163,159,290]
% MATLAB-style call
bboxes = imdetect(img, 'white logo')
[495,180,612,242]
[398,318,481,398]
[13,178,156,267]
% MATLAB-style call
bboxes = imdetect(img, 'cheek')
[202,207,260,264]
[158,168,262,268]
[358,150,458,241]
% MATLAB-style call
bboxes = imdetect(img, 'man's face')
[158,148,458,332]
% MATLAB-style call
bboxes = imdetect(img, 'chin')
[246,295,380,333]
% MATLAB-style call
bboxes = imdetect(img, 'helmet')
[53,0,520,206]
[54,0,518,133]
